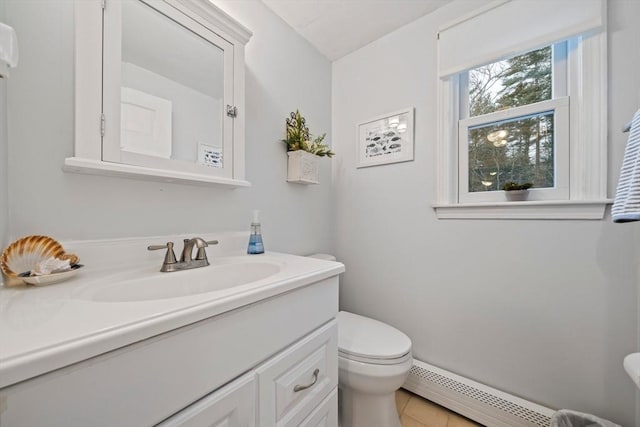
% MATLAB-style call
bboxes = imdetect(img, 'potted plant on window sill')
[282,110,334,184]
[502,181,533,201]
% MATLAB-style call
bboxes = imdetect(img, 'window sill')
[432,200,612,220]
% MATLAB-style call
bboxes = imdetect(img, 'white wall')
[0,0,8,250]
[332,0,640,425]
[611,2,640,423]
[4,0,333,256]
[0,78,5,250]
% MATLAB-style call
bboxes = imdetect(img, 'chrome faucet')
[148,238,219,272]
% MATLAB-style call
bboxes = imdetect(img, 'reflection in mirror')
[121,0,224,168]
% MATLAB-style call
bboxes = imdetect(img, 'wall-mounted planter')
[504,190,530,201]
[287,151,320,184]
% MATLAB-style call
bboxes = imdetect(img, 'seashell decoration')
[1,235,79,286]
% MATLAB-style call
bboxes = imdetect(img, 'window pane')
[468,47,552,117]
[468,111,555,193]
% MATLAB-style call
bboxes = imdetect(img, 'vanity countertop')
[0,234,344,389]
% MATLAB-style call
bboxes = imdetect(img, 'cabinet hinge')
[101,0,106,10]
[226,105,238,118]
[100,114,105,137]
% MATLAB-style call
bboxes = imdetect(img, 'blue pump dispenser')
[247,210,264,254]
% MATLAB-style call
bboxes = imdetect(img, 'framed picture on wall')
[356,107,415,168]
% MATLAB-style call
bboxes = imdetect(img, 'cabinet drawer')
[157,372,255,427]
[299,388,338,427]
[257,320,338,427]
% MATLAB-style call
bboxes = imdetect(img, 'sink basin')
[85,258,283,302]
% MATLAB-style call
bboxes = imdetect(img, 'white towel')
[612,109,640,223]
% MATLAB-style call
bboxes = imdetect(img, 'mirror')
[67,0,252,187]
[116,0,227,172]
[121,0,224,167]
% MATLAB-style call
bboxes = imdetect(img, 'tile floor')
[396,388,483,427]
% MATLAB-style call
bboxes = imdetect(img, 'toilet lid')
[338,311,412,361]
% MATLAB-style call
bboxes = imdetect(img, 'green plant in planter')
[502,181,533,191]
[282,110,335,157]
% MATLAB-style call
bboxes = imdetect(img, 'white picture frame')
[356,107,414,168]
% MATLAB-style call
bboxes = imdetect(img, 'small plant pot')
[504,189,529,201]
[287,150,320,184]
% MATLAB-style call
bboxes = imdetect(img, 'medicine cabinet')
[65,0,252,187]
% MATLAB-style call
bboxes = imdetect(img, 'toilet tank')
[308,253,337,262]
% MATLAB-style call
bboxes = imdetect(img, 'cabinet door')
[73,0,252,187]
[256,320,338,427]
[157,372,255,427]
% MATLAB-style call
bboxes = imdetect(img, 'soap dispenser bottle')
[247,210,265,254]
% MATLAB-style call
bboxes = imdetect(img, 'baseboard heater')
[403,359,555,427]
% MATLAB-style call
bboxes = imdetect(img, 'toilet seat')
[338,311,412,365]
[339,349,412,365]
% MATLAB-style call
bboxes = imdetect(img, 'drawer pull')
[293,368,320,392]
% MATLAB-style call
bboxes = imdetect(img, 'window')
[434,0,608,219]
[459,44,569,203]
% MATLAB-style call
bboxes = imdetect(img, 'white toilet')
[338,311,412,427]
[308,254,413,427]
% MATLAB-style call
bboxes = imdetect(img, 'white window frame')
[433,6,609,220]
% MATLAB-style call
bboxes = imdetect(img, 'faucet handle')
[148,242,173,251]
[195,240,219,261]
[148,241,177,268]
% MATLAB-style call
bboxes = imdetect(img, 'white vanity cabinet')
[0,276,339,427]
[158,372,256,427]
[160,320,338,427]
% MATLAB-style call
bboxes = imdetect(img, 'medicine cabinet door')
[102,0,234,178]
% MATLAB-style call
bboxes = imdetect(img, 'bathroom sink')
[84,258,283,302]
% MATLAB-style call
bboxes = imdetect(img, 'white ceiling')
[261,0,451,61]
